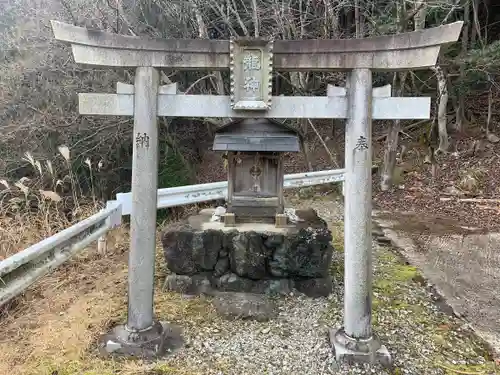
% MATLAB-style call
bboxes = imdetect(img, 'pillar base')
[275,213,288,228]
[329,327,392,367]
[98,320,183,359]
[224,213,236,227]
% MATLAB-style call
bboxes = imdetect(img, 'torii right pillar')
[330,67,391,364]
[329,27,463,365]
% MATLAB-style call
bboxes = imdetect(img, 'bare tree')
[432,64,450,153]
[380,0,407,191]
[379,0,462,190]
[2,0,474,190]
[455,0,470,132]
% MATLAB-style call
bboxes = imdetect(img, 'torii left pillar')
[98,67,183,358]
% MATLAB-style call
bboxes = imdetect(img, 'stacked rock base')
[161,209,336,298]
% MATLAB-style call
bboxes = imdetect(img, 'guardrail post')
[98,201,123,256]
[97,235,107,255]
[330,68,391,365]
[98,67,182,358]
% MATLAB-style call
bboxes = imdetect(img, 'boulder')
[162,223,197,275]
[163,273,212,295]
[215,272,259,293]
[162,223,222,275]
[193,229,221,271]
[215,273,293,296]
[230,232,272,280]
[213,257,230,277]
[269,228,333,278]
[212,292,277,322]
[295,276,333,297]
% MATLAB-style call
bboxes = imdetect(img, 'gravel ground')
[154,196,496,375]
[2,193,495,375]
[169,295,338,375]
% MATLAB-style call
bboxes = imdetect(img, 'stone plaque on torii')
[51,20,463,364]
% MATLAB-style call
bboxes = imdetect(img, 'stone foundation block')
[161,209,336,298]
[295,276,333,298]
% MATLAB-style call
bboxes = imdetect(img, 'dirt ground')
[372,128,500,231]
[0,226,222,375]
[374,210,500,356]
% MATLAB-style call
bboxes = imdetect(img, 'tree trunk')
[487,84,492,136]
[380,72,406,191]
[251,0,259,37]
[456,0,470,132]
[413,0,427,30]
[299,119,314,171]
[308,119,339,168]
[329,119,344,167]
[380,0,414,191]
[290,69,313,170]
[471,0,484,48]
[381,123,400,190]
[432,65,449,153]
[484,79,500,143]
[354,0,364,38]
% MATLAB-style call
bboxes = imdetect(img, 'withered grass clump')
[0,145,132,375]
[0,145,103,260]
[0,144,215,375]
[0,225,131,375]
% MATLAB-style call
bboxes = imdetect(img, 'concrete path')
[373,210,500,356]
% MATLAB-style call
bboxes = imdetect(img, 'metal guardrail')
[0,201,122,307]
[115,168,346,215]
[0,168,345,307]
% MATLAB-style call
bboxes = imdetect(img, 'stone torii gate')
[51,20,462,364]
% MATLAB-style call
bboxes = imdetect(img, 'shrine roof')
[213,118,300,152]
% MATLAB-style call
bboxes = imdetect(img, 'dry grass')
[1,185,497,375]
[457,166,488,195]
[0,227,216,375]
[0,146,102,260]
[0,226,127,374]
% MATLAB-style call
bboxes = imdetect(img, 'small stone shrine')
[213,118,300,227]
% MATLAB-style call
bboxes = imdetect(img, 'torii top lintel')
[51,20,462,71]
